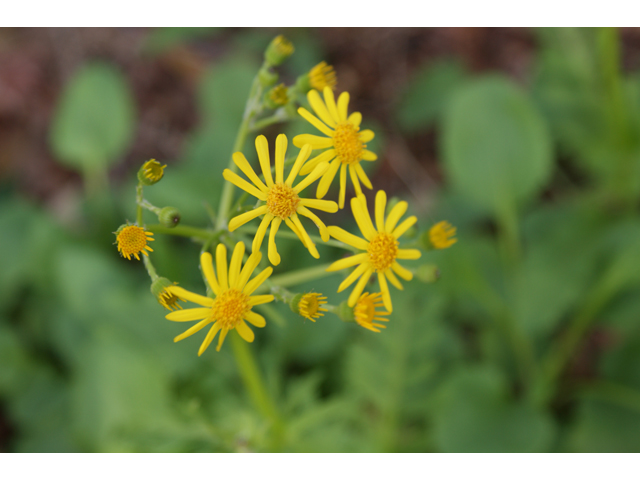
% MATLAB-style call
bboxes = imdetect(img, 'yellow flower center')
[429,221,457,250]
[212,289,250,329]
[333,122,364,165]
[309,61,337,91]
[116,225,153,260]
[298,292,327,321]
[354,294,377,324]
[367,232,398,272]
[267,183,300,219]
[143,159,165,182]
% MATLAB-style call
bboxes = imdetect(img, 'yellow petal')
[308,89,337,128]
[232,152,268,192]
[378,272,393,312]
[316,157,341,199]
[297,205,329,242]
[385,201,408,233]
[237,252,262,291]
[359,129,375,143]
[354,163,372,190]
[385,268,404,290]
[347,267,374,306]
[397,248,422,260]
[268,217,282,266]
[294,161,330,194]
[198,322,221,356]
[338,262,370,292]
[223,170,267,200]
[349,164,362,197]
[351,195,377,241]
[228,241,245,289]
[249,295,275,306]
[228,205,268,232]
[243,266,273,295]
[299,198,339,213]
[338,163,347,209]
[337,91,350,123]
[322,86,341,124]
[326,252,368,272]
[166,307,211,322]
[235,320,255,343]
[166,286,213,307]
[293,134,334,150]
[299,148,335,176]
[252,214,273,254]
[291,214,319,258]
[375,190,387,232]
[348,111,362,128]
[393,216,417,239]
[327,225,369,251]
[391,262,413,281]
[255,135,274,187]
[298,107,335,137]
[200,252,221,295]
[216,327,228,352]
[275,134,287,184]
[244,310,266,328]
[174,318,212,343]
[361,150,378,161]
[286,144,312,186]
[215,243,228,291]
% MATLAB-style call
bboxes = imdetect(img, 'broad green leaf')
[433,365,556,452]
[397,58,467,133]
[50,62,136,171]
[442,75,553,213]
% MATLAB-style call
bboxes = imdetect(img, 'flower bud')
[416,264,440,283]
[151,277,184,311]
[264,83,290,109]
[264,35,294,66]
[138,159,166,186]
[290,292,327,322]
[336,300,355,323]
[422,221,457,250]
[296,61,337,93]
[158,206,181,228]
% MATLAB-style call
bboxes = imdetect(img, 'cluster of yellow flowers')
[114,37,457,356]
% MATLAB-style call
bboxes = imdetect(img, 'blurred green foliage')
[3,27,640,452]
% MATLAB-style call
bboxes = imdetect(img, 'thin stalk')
[136,183,144,226]
[230,332,284,449]
[142,254,159,281]
[146,223,214,240]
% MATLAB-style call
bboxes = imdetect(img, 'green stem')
[255,263,335,293]
[138,198,162,215]
[229,332,284,449]
[142,255,159,281]
[216,62,269,231]
[146,223,215,240]
[136,183,144,226]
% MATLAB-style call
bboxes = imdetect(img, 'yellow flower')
[223,134,338,266]
[354,292,390,332]
[115,225,154,260]
[309,62,337,91]
[297,292,328,322]
[151,277,185,311]
[293,86,377,209]
[429,221,457,249]
[138,159,166,185]
[327,191,421,312]
[165,242,274,355]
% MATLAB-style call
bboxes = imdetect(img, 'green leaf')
[397,58,467,133]
[442,75,553,213]
[50,62,136,171]
[433,366,556,452]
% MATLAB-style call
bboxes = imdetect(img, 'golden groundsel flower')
[327,191,421,312]
[115,225,154,260]
[151,277,184,311]
[293,86,377,209]
[297,292,328,322]
[309,62,337,91]
[354,292,390,332]
[138,159,166,185]
[165,242,274,355]
[429,221,457,249]
[223,134,338,265]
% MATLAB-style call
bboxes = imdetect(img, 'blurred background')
[2,27,640,452]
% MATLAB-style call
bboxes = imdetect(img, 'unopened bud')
[159,206,181,228]
[264,35,294,66]
[416,264,440,283]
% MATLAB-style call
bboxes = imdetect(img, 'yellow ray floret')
[326,191,421,312]
[223,134,338,266]
[354,292,391,332]
[293,86,377,209]
[165,242,274,355]
[429,221,457,249]
[297,292,328,322]
[115,225,154,260]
